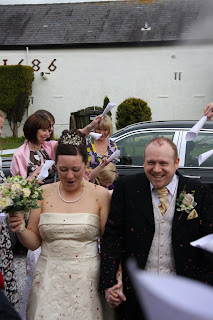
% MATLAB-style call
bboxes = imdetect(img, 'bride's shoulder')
[41,181,58,195]
[86,181,109,197]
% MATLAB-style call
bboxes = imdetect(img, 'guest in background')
[94,162,118,195]
[86,115,118,170]
[35,109,55,140]
[10,113,57,182]
[204,102,213,120]
[0,270,21,320]
[0,110,19,307]
[11,112,56,318]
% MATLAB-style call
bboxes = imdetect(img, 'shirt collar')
[150,174,178,196]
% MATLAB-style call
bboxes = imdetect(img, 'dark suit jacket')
[100,172,213,318]
[0,290,21,320]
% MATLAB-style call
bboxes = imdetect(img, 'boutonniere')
[176,186,197,220]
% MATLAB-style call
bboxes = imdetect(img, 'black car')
[112,120,213,193]
[2,120,213,191]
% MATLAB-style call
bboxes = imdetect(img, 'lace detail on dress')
[27,213,111,320]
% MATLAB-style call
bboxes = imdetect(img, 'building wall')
[0,44,213,137]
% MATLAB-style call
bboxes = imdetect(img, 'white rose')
[32,191,39,198]
[21,180,28,186]
[22,188,31,197]
[10,191,18,200]
[12,177,21,183]
[11,183,22,193]
[0,197,13,210]
[0,184,6,192]
[182,193,194,207]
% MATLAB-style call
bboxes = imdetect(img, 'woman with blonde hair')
[95,162,118,195]
[86,114,118,170]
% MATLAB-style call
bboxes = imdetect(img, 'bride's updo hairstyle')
[56,129,88,165]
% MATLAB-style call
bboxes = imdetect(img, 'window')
[174,72,182,80]
[185,133,213,167]
[116,132,175,166]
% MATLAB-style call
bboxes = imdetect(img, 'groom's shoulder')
[116,172,147,187]
[178,171,210,193]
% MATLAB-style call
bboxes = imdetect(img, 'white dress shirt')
[150,174,179,205]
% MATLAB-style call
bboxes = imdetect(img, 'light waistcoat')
[145,186,178,275]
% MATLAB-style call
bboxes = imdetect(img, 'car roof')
[112,120,213,138]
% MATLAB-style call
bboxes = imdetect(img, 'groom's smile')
[144,139,180,189]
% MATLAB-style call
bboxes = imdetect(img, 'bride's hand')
[8,213,27,233]
[105,279,126,308]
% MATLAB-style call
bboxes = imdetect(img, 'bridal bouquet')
[0,175,43,231]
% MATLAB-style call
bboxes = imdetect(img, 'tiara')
[61,132,85,146]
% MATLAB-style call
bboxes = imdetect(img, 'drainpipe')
[26,47,30,117]
[26,46,29,66]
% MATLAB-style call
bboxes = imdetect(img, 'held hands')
[204,103,213,121]
[105,279,126,308]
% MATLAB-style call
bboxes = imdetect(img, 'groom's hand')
[105,279,126,308]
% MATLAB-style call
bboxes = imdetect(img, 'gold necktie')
[156,187,169,216]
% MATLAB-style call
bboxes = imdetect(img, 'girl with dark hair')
[9,130,114,320]
[10,113,57,182]
[34,109,55,140]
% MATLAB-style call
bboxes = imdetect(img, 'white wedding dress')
[19,247,41,320]
[26,213,113,320]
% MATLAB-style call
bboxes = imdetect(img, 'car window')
[185,133,213,167]
[116,131,175,166]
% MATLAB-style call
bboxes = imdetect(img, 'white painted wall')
[1,44,213,137]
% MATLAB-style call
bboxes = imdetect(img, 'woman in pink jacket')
[10,113,57,181]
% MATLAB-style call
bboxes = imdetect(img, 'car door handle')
[183,175,201,179]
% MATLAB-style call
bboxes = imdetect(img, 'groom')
[100,137,213,320]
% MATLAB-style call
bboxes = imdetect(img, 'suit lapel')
[136,175,155,227]
[173,172,187,228]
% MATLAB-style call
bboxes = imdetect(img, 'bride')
[9,129,113,320]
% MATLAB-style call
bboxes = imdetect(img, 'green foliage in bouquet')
[0,175,43,215]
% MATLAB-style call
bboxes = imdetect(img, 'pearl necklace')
[58,179,85,203]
